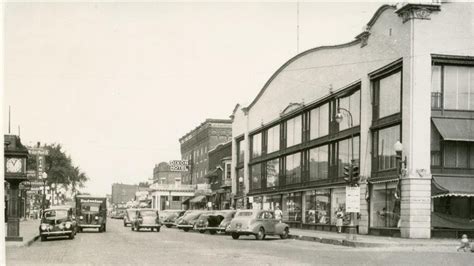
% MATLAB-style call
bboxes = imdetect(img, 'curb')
[25,235,40,247]
[288,234,386,248]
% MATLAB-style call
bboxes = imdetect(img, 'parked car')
[206,210,237,234]
[162,210,186,228]
[193,211,216,233]
[226,210,289,240]
[131,209,161,232]
[176,210,206,232]
[39,206,77,241]
[123,208,138,227]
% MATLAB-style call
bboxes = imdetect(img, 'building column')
[358,182,369,234]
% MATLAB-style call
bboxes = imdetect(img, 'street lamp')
[393,140,407,199]
[335,107,357,240]
[40,172,47,212]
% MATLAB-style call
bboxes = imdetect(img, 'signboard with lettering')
[169,160,189,172]
[345,186,360,213]
[28,148,49,156]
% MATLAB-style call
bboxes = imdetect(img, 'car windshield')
[81,203,100,212]
[237,211,253,217]
[44,210,68,220]
[140,210,157,217]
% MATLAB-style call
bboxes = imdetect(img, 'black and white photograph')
[1,0,474,265]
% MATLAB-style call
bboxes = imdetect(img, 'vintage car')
[226,210,289,240]
[193,211,217,233]
[176,210,206,232]
[131,209,162,232]
[161,210,186,228]
[123,208,138,227]
[207,210,237,234]
[39,206,77,241]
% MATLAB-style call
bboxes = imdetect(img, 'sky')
[3,1,387,196]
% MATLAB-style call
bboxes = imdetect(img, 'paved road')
[6,219,472,265]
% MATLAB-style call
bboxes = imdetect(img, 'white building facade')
[231,2,474,238]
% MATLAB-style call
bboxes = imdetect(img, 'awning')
[432,118,474,142]
[189,195,207,203]
[432,176,474,198]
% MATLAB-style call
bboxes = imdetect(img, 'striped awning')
[432,176,474,198]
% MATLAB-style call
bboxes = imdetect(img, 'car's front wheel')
[255,227,265,240]
[156,227,160,232]
[209,230,216,235]
[231,233,239,240]
[280,227,289,239]
[69,232,75,240]
[131,225,135,231]
[40,236,47,242]
[165,224,172,228]
[183,228,190,232]
[199,230,205,234]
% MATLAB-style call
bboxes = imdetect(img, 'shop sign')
[169,160,189,172]
[248,196,253,203]
[345,186,360,213]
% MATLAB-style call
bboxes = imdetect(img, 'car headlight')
[40,224,47,231]
[95,216,99,220]
[79,216,83,220]
[58,223,65,230]
[65,222,72,229]
[49,225,54,230]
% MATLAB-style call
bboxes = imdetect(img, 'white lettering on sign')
[170,165,189,172]
[80,199,104,204]
[345,186,360,213]
[169,160,189,166]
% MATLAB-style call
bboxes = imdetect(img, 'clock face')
[6,158,23,173]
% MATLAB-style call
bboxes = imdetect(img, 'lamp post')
[335,107,357,240]
[394,140,407,199]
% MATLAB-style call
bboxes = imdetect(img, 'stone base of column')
[400,177,431,239]
[5,236,23,242]
[358,182,369,235]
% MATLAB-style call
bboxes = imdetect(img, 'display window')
[370,182,400,228]
[304,190,330,224]
[330,188,347,225]
[283,192,302,222]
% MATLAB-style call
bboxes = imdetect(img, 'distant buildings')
[152,162,182,185]
[179,119,232,185]
[111,183,138,206]
[205,141,232,210]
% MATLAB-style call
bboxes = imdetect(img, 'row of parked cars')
[144,209,290,240]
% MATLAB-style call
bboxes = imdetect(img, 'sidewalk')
[288,228,458,249]
[5,219,40,247]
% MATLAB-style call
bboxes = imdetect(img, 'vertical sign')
[37,155,45,178]
[345,186,360,213]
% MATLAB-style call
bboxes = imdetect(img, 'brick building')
[152,162,182,185]
[205,141,232,210]
[179,119,232,185]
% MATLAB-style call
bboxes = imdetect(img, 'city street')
[6,219,472,265]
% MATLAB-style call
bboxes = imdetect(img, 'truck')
[75,195,107,233]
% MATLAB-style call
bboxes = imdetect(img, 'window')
[286,115,302,147]
[434,197,474,220]
[285,152,301,184]
[444,142,472,168]
[304,190,330,224]
[374,71,401,119]
[283,192,302,222]
[309,145,329,181]
[263,195,282,210]
[338,90,361,131]
[370,182,400,228]
[236,168,244,195]
[237,139,244,164]
[266,124,280,154]
[337,137,360,177]
[266,158,279,188]
[310,103,329,139]
[172,196,180,201]
[431,125,441,166]
[373,125,400,171]
[432,65,474,110]
[251,133,262,159]
[330,188,346,225]
[225,163,231,179]
[250,164,262,190]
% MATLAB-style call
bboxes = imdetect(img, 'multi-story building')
[179,119,232,185]
[205,141,232,210]
[111,183,138,206]
[231,2,474,239]
[152,162,182,185]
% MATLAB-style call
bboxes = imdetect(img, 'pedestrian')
[457,234,471,252]
[275,206,283,222]
[335,208,344,233]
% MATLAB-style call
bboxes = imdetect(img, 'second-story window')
[373,71,401,120]
[337,137,360,177]
[309,145,329,181]
[237,139,245,164]
[251,133,262,159]
[266,124,280,154]
[266,158,279,188]
[286,115,302,148]
[338,90,360,131]
[373,125,400,171]
[250,164,262,190]
[432,64,474,110]
[310,103,329,139]
[285,152,301,184]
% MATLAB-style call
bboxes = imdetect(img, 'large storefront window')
[236,168,244,196]
[338,90,360,131]
[263,194,282,211]
[237,139,245,164]
[304,190,330,224]
[330,188,346,226]
[310,103,329,139]
[309,145,329,181]
[337,137,360,177]
[266,158,279,188]
[283,192,302,222]
[267,124,280,154]
[286,115,302,147]
[434,197,474,220]
[251,133,262,159]
[250,164,262,190]
[432,65,474,110]
[373,125,400,171]
[374,71,401,119]
[370,182,400,228]
[285,152,301,185]
[251,196,262,210]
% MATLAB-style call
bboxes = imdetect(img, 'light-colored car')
[131,209,161,232]
[161,210,186,228]
[39,207,77,241]
[176,210,206,232]
[226,210,289,240]
[123,208,137,227]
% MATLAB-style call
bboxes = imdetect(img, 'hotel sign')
[169,160,189,172]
